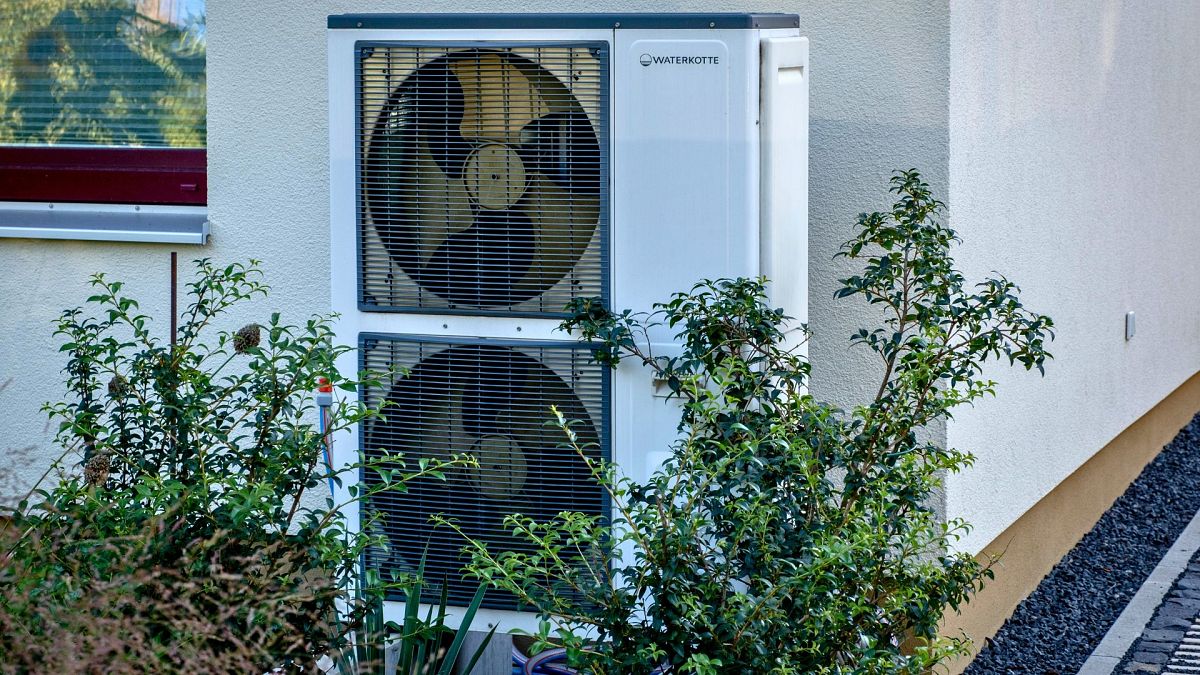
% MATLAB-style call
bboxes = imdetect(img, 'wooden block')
[456,630,513,675]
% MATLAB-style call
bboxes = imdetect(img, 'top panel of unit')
[328,13,799,30]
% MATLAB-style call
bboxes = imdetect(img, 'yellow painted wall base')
[941,371,1200,674]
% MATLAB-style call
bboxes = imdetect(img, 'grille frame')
[357,332,612,610]
[354,41,611,319]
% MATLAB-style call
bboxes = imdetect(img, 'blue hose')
[317,397,336,498]
[515,647,672,675]
[521,648,577,674]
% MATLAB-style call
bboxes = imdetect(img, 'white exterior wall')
[4,0,1199,566]
[945,0,1200,553]
[0,0,951,497]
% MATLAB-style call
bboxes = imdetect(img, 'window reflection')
[0,0,206,148]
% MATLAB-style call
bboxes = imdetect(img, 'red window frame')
[0,146,206,206]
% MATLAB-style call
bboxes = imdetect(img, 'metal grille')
[359,334,609,610]
[357,43,609,316]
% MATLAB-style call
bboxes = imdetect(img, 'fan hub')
[464,143,527,210]
[469,433,528,500]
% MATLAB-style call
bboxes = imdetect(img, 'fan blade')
[369,350,460,463]
[452,52,552,143]
[419,209,536,308]
[363,342,605,607]
[448,346,599,507]
[501,357,604,516]
[365,348,474,577]
[366,52,479,287]
[401,136,475,254]
[367,134,475,287]
[395,54,473,178]
[518,110,601,195]
[447,346,533,502]
[456,346,523,437]
[510,173,600,300]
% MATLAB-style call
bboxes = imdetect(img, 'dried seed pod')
[107,374,129,398]
[84,452,111,487]
[233,324,261,354]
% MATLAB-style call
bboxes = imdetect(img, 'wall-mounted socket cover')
[1126,311,1136,341]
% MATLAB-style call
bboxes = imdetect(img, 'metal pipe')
[170,251,177,345]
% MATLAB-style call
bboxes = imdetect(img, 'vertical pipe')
[170,251,178,345]
[168,250,180,482]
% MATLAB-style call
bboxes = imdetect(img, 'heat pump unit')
[328,13,808,633]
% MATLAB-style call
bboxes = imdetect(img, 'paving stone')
[1132,640,1176,652]
[1124,663,1162,673]
[1131,651,1169,664]
[1150,615,1194,630]
[1117,561,1200,672]
[1157,603,1199,618]
[1165,598,1200,611]
[1142,629,1186,642]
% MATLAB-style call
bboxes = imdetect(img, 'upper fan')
[360,337,607,609]
[359,45,607,313]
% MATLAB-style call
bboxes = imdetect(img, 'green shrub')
[453,171,1055,674]
[0,260,488,673]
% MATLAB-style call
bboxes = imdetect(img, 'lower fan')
[360,334,608,609]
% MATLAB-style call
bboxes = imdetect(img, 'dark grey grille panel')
[357,43,609,316]
[359,334,609,609]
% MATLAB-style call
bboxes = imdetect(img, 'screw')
[442,323,448,329]
[356,21,362,27]
[709,21,716,28]
[614,22,620,28]
[516,326,523,332]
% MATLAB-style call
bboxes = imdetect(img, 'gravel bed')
[965,413,1200,675]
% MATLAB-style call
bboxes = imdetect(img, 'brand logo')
[639,53,720,67]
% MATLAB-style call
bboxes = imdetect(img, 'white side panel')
[611,29,760,332]
[328,28,361,565]
[760,36,809,356]
[609,29,761,509]
[612,342,685,478]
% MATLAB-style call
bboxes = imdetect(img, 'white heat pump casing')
[328,18,808,634]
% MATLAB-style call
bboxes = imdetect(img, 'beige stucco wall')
[945,0,1200,553]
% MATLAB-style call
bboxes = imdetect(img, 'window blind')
[0,0,205,149]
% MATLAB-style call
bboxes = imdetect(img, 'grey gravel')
[965,415,1200,674]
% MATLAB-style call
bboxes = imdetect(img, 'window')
[0,0,206,212]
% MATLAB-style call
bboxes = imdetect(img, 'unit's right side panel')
[760,35,809,356]
[610,29,759,323]
[610,28,761,486]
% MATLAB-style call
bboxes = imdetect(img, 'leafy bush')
[0,260,488,673]
[455,171,1055,674]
